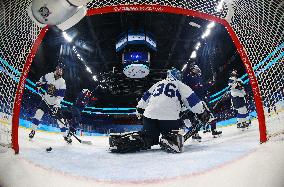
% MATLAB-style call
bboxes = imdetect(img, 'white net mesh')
[0,0,283,152]
[0,112,11,148]
[0,0,42,151]
[229,0,284,138]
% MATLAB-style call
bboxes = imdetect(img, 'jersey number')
[152,83,176,98]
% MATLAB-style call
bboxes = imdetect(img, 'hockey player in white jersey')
[109,68,211,153]
[29,64,72,143]
[228,70,251,128]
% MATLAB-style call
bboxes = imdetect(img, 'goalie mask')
[167,67,182,81]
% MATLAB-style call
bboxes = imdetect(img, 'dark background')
[28,11,246,108]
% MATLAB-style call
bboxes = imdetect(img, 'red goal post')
[1,0,283,154]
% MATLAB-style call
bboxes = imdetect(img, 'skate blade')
[213,134,222,138]
[81,140,92,145]
[212,132,222,138]
[192,139,202,142]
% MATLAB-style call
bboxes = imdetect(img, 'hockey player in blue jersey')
[228,70,251,128]
[109,68,212,153]
[28,64,71,143]
[65,88,97,134]
[182,64,222,139]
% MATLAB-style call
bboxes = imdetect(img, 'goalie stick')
[182,114,205,142]
[181,101,221,142]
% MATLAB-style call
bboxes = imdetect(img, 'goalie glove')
[136,108,144,119]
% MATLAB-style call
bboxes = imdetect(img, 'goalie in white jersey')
[109,68,211,153]
[29,64,72,143]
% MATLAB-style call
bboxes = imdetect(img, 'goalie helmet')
[167,67,182,81]
[28,0,90,30]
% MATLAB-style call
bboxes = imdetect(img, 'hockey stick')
[38,93,92,145]
[212,92,229,110]
[183,116,204,142]
[69,131,92,145]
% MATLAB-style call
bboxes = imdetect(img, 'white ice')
[0,114,284,187]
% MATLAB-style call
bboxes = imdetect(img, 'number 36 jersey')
[137,78,205,120]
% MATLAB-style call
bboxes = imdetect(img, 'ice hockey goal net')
[0,0,283,154]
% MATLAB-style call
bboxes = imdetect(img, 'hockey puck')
[46,147,52,152]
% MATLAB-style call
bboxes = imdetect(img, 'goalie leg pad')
[160,131,184,153]
[109,131,153,153]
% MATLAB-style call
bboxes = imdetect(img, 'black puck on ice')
[46,147,52,152]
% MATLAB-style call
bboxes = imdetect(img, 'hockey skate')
[212,130,222,138]
[192,133,202,142]
[203,124,211,133]
[64,133,72,144]
[236,123,243,128]
[237,122,248,131]
[109,131,152,153]
[245,120,251,128]
[159,132,184,153]
[203,129,211,134]
[29,130,35,139]
[64,136,72,144]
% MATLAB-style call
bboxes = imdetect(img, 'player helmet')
[56,62,65,70]
[230,69,238,77]
[82,89,90,93]
[54,63,65,79]
[167,67,182,81]
[189,64,201,75]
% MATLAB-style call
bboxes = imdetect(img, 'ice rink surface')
[0,114,284,187]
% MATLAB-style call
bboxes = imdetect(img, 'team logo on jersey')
[38,5,51,21]
[47,84,56,96]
